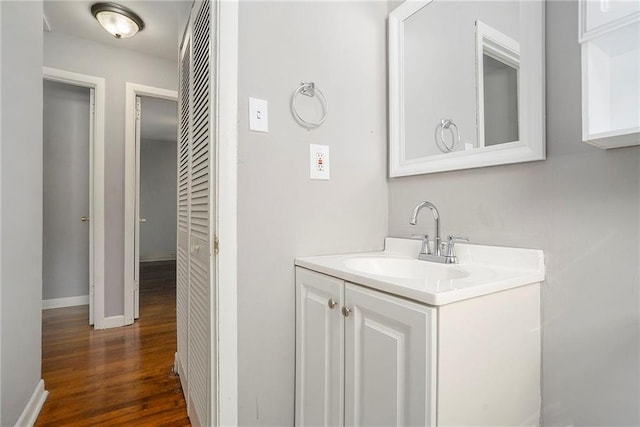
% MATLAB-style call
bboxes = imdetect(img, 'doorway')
[42,67,106,328]
[137,96,179,318]
[123,83,178,324]
[42,80,90,316]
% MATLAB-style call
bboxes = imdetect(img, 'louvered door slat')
[176,32,192,408]
[187,1,213,426]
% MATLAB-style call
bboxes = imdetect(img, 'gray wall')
[404,1,519,157]
[42,80,90,300]
[0,1,44,424]
[43,31,178,316]
[483,55,519,146]
[140,138,177,261]
[236,2,389,425]
[388,1,640,424]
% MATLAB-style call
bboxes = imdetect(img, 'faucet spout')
[409,201,441,256]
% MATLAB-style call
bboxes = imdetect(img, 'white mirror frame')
[389,0,545,177]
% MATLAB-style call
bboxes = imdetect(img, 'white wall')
[0,1,44,424]
[236,2,389,425]
[42,80,91,301]
[140,138,177,261]
[388,1,640,423]
[43,31,178,316]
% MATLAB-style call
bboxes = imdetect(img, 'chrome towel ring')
[435,118,460,153]
[291,82,328,129]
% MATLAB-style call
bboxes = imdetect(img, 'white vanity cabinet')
[343,282,436,426]
[295,268,436,426]
[295,266,541,426]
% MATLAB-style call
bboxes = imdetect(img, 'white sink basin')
[343,257,469,280]
[295,237,545,305]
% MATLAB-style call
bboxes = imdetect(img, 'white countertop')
[295,237,545,306]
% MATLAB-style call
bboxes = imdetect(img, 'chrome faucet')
[409,201,469,264]
[409,201,442,256]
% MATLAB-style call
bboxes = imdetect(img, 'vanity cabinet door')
[295,268,344,427]
[343,283,437,427]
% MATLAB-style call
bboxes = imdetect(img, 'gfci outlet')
[310,144,330,180]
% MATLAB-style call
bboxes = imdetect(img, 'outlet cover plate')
[310,144,330,180]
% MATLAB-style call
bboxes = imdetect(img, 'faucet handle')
[411,234,431,255]
[445,236,469,260]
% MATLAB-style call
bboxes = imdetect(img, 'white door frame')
[123,83,178,326]
[42,66,106,329]
[215,0,239,424]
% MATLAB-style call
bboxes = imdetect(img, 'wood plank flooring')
[37,260,190,426]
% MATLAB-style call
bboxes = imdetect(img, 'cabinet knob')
[328,298,338,309]
[341,306,351,317]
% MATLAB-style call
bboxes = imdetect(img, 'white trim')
[101,315,125,329]
[124,83,178,326]
[15,379,48,427]
[216,1,239,424]
[42,295,89,310]
[140,255,177,263]
[42,67,106,330]
[0,1,3,411]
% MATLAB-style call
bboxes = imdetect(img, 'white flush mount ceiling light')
[91,2,145,39]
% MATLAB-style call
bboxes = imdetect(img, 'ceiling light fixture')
[91,2,145,39]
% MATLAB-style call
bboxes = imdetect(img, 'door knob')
[328,298,338,309]
[139,218,147,223]
[342,306,351,317]
[80,216,89,222]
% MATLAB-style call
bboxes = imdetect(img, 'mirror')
[389,0,545,177]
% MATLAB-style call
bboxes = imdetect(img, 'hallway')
[37,261,190,426]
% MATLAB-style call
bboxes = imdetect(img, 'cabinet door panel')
[295,268,344,427]
[344,284,436,427]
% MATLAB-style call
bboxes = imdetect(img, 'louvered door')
[176,29,192,406]
[177,1,217,427]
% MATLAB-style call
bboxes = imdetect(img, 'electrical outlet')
[310,144,330,180]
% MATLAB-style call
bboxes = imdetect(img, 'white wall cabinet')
[580,0,640,148]
[295,267,541,426]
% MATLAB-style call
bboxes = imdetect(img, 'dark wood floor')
[37,260,190,426]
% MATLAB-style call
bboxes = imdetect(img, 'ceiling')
[43,1,185,143]
[140,96,178,143]
[43,0,192,61]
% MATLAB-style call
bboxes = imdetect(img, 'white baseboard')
[140,255,176,262]
[15,379,48,427]
[96,315,125,330]
[42,295,89,310]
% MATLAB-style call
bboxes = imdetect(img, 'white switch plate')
[249,97,268,132]
[310,144,330,180]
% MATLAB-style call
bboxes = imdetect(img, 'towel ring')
[291,82,328,129]
[435,118,460,153]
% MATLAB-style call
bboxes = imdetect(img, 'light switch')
[310,144,330,180]
[249,97,268,132]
